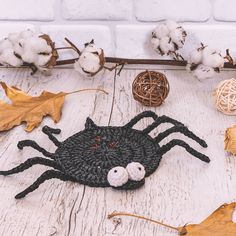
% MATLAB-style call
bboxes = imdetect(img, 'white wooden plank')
[70,69,236,236]
[0,68,113,236]
[0,68,236,236]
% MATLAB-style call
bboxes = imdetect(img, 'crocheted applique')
[0,111,210,199]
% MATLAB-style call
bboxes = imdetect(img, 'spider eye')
[107,166,128,187]
[126,162,146,181]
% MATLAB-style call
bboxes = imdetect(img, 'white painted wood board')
[0,68,235,236]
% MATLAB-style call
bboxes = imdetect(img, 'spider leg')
[124,111,158,128]
[143,115,184,134]
[15,170,75,199]
[157,139,210,163]
[154,126,207,148]
[42,126,61,147]
[0,157,62,176]
[18,140,54,158]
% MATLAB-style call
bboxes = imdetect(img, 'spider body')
[0,111,210,199]
[55,126,161,189]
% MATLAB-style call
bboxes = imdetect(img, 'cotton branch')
[55,57,236,69]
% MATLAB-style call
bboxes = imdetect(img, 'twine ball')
[132,70,170,107]
[214,78,236,115]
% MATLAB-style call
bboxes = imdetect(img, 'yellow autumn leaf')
[225,125,236,155]
[108,202,236,236]
[0,82,107,132]
[179,202,236,235]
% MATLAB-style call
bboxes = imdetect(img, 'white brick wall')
[62,0,133,20]
[0,0,236,58]
[135,0,211,22]
[0,0,55,21]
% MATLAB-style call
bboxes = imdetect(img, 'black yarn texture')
[0,111,210,199]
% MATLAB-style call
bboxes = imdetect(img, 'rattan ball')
[132,70,170,107]
[214,78,236,115]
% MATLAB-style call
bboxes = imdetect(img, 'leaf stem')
[108,212,180,232]
[67,88,108,95]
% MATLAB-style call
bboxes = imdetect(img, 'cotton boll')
[202,48,224,68]
[165,20,179,31]
[19,29,34,39]
[35,54,51,67]
[151,37,160,51]
[74,59,103,78]
[0,39,12,53]
[0,30,56,73]
[74,41,105,77]
[84,43,102,54]
[152,24,170,39]
[36,38,50,52]
[169,28,186,49]
[159,37,174,54]
[25,37,51,54]
[188,49,202,65]
[21,50,37,64]
[13,41,24,55]
[74,61,90,76]
[0,48,22,67]
[8,33,20,43]
[202,47,216,56]
[202,53,224,68]
[151,20,186,56]
[77,52,101,73]
[192,64,216,80]
[187,45,224,80]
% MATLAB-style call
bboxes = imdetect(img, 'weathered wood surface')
[0,68,236,236]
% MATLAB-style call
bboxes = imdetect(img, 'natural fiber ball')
[214,78,236,115]
[132,70,170,107]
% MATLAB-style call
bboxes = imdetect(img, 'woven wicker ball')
[214,78,236,115]
[132,70,170,107]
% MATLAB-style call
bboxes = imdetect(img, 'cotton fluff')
[0,29,54,71]
[151,20,187,56]
[187,45,225,80]
[0,48,22,67]
[74,40,105,77]
[191,65,216,80]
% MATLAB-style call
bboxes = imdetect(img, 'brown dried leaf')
[0,82,66,132]
[108,203,236,236]
[179,202,236,235]
[225,125,236,155]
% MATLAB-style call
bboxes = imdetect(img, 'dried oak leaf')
[179,202,236,235]
[108,202,236,236]
[0,82,66,132]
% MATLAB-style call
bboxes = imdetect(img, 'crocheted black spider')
[0,111,210,199]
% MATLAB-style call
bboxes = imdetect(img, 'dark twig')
[64,38,81,55]
[117,63,125,76]
[2,58,236,69]
[224,49,234,65]
[55,57,236,69]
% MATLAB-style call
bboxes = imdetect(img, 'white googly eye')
[126,162,146,181]
[107,166,128,187]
